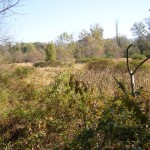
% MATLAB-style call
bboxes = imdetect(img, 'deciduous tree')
[131,22,148,54]
[55,32,75,63]
[45,42,56,62]
[76,24,104,59]
[131,22,147,38]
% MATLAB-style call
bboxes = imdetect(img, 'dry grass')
[1,60,150,96]
[0,63,87,86]
[74,59,150,97]
[0,60,149,149]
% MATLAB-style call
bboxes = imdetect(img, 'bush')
[33,61,49,67]
[33,61,63,67]
[67,95,150,149]
[87,58,115,71]
[14,66,35,79]
[114,61,127,72]
[105,53,114,58]
[75,57,96,63]
[130,53,146,60]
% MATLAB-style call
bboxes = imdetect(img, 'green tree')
[56,32,73,46]
[104,38,119,58]
[90,24,103,40]
[131,22,148,54]
[104,29,130,58]
[131,22,148,38]
[45,42,56,62]
[76,24,104,58]
[55,32,75,63]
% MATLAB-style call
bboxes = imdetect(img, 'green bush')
[33,61,63,67]
[129,60,150,71]
[67,96,150,149]
[14,66,35,79]
[33,61,49,67]
[114,61,127,72]
[87,58,115,71]
[75,57,96,63]
[105,53,114,58]
[130,53,146,60]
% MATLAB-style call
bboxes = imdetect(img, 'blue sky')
[6,0,150,42]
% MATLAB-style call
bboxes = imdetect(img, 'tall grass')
[74,59,150,97]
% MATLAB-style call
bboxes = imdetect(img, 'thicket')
[0,59,149,149]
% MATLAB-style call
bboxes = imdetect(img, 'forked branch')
[126,44,150,96]
[114,44,150,97]
[0,0,19,14]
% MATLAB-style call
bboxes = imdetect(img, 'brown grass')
[1,60,150,96]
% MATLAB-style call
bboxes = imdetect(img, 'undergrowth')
[0,61,149,149]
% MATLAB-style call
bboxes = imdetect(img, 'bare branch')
[113,76,127,95]
[132,56,150,75]
[126,44,133,74]
[0,0,20,43]
[0,0,19,14]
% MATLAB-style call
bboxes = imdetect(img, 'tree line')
[0,14,150,64]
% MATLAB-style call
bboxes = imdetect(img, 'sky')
[4,0,150,43]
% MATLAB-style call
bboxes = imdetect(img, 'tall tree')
[115,19,120,47]
[104,36,130,58]
[90,24,103,40]
[45,42,56,62]
[55,32,75,63]
[56,32,73,47]
[131,22,148,54]
[131,22,147,39]
[76,24,104,58]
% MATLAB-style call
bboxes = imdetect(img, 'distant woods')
[0,18,150,64]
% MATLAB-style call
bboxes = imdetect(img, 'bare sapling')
[114,44,150,97]
[126,44,150,97]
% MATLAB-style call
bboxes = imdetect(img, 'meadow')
[0,58,150,149]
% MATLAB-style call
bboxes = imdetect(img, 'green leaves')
[45,42,56,62]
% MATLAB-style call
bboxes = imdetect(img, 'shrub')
[33,61,63,68]
[130,53,146,60]
[114,61,127,72]
[67,95,150,149]
[33,61,49,67]
[75,57,96,63]
[87,58,115,71]
[14,66,35,79]
[105,53,114,58]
